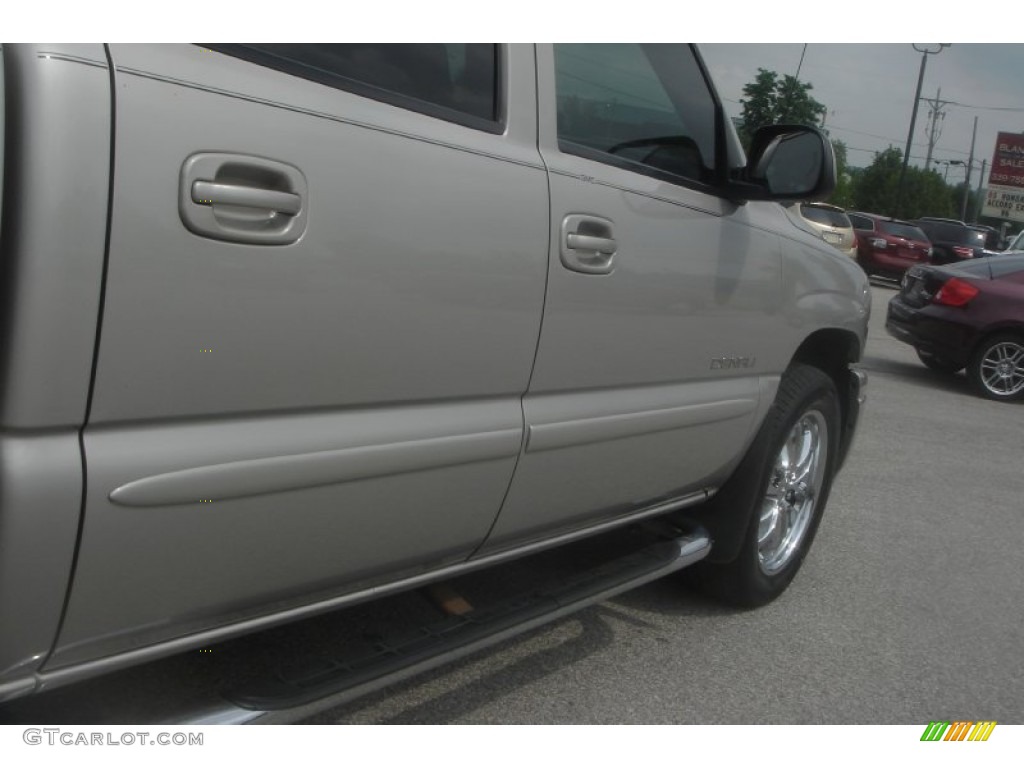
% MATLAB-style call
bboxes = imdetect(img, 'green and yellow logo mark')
[920,721,996,742]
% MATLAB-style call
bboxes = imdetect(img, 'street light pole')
[896,44,950,218]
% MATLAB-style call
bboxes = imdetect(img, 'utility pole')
[795,44,808,80]
[921,87,952,171]
[960,115,978,221]
[897,44,950,218]
[973,159,987,223]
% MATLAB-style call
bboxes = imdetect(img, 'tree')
[851,147,954,219]
[738,69,826,147]
[851,147,902,214]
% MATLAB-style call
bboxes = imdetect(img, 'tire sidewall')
[730,365,842,605]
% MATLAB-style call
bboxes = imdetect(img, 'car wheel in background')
[969,334,1024,402]
[686,364,840,608]
[915,348,964,374]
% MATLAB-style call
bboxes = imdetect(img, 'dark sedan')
[886,254,1024,401]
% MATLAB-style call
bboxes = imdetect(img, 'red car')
[886,254,1024,401]
[848,212,932,279]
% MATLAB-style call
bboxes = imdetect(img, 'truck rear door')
[51,44,548,668]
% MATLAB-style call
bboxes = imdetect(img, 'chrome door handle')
[191,181,302,216]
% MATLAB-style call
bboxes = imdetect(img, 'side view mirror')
[728,125,836,203]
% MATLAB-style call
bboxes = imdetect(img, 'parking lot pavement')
[310,282,1024,724]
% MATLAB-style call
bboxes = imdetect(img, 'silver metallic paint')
[0,44,111,685]
[0,44,110,429]
[0,43,870,700]
[49,44,550,666]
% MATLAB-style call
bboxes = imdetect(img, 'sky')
[699,44,1024,185]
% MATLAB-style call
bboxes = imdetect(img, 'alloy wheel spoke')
[981,343,1024,395]
[790,423,818,484]
[759,408,828,576]
[758,500,784,550]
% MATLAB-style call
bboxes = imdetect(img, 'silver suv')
[0,43,869,722]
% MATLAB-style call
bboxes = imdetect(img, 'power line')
[945,101,1024,113]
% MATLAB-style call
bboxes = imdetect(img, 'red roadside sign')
[988,132,1024,189]
[982,132,1024,223]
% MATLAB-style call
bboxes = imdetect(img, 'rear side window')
[209,44,501,131]
[963,229,987,248]
[553,44,717,186]
[800,205,850,228]
[916,220,960,242]
[848,214,874,231]
[880,221,928,241]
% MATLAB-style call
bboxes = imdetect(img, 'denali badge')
[710,356,756,370]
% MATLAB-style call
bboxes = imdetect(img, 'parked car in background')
[886,254,1024,401]
[913,217,987,264]
[785,202,857,258]
[848,212,931,279]
[970,224,1003,251]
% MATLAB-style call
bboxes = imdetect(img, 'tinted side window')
[916,221,960,242]
[801,205,850,228]
[879,221,928,241]
[554,44,717,186]
[963,229,986,248]
[210,44,500,131]
[848,214,874,231]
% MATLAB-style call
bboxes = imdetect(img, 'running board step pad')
[226,529,710,713]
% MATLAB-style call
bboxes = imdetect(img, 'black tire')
[968,333,1024,402]
[686,364,841,608]
[915,347,964,374]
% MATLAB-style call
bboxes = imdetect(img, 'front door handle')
[560,214,616,275]
[566,233,617,255]
[191,181,302,216]
[179,153,308,245]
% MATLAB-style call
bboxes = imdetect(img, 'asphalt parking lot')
[309,281,1024,724]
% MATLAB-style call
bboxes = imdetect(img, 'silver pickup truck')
[0,43,869,723]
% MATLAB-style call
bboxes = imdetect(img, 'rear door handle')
[566,233,617,255]
[180,153,308,245]
[560,215,616,275]
[191,181,302,216]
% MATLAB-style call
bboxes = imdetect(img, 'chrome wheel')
[758,410,828,576]
[978,340,1024,398]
